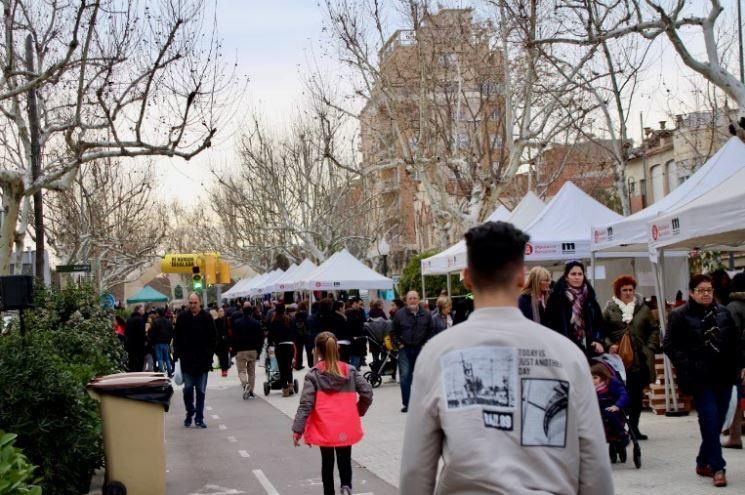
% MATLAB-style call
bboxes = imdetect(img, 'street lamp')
[378,238,390,277]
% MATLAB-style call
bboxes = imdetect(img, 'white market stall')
[222,275,255,299]
[298,249,393,292]
[265,263,298,294]
[250,269,285,297]
[284,259,318,291]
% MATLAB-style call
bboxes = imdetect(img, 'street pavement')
[156,363,745,494]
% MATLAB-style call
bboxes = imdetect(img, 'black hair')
[464,221,529,290]
[156,307,165,317]
[689,273,713,291]
[732,272,745,293]
[563,260,586,279]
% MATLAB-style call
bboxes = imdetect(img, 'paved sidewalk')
[254,366,745,494]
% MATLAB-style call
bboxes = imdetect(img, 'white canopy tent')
[265,263,298,293]
[649,166,745,251]
[222,275,255,299]
[592,137,745,253]
[232,270,274,298]
[284,259,318,291]
[421,205,512,276]
[250,269,285,297]
[298,249,393,291]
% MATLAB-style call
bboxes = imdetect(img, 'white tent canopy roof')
[299,249,393,290]
[265,263,299,293]
[524,181,623,261]
[250,269,285,297]
[421,205,512,275]
[592,137,745,252]
[649,165,745,250]
[233,270,274,298]
[506,191,546,230]
[222,275,255,299]
[283,258,318,290]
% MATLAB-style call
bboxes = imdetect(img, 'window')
[627,177,636,196]
[666,160,678,193]
[650,164,665,203]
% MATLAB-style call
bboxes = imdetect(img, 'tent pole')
[654,249,680,413]
[590,251,597,287]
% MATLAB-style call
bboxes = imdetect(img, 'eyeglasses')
[694,288,714,295]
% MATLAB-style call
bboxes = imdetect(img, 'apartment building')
[359,8,505,271]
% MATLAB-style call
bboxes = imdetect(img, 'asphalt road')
[166,381,397,495]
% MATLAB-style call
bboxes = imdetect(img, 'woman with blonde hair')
[518,266,551,325]
[293,331,373,495]
[431,296,453,335]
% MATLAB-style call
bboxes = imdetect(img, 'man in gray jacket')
[400,222,613,494]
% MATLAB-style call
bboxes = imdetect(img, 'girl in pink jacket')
[292,331,373,495]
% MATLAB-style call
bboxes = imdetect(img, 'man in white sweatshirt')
[400,221,614,494]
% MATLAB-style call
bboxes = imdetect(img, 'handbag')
[618,328,635,369]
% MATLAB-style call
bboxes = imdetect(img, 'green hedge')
[397,250,467,299]
[0,284,125,495]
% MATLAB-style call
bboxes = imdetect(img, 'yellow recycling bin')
[87,372,173,495]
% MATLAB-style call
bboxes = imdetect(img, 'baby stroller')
[262,344,299,396]
[593,354,641,469]
[362,317,397,388]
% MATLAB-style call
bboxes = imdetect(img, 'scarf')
[566,284,588,345]
[612,296,635,324]
[530,294,546,324]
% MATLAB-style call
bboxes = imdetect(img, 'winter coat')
[391,306,434,348]
[597,377,630,411]
[727,291,745,332]
[231,312,264,353]
[215,317,229,352]
[293,310,309,338]
[148,316,173,345]
[602,295,660,382]
[268,315,297,345]
[125,314,146,355]
[663,299,742,395]
[318,311,348,341]
[292,360,373,447]
[544,277,605,356]
[517,293,546,325]
[173,309,217,376]
[430,310,452,336]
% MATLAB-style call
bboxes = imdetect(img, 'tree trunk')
[0,183,24,275]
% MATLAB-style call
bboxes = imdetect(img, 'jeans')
[183,371,209,422]
[693,384,733,472]
[349,355,363,370]
[398,346,421,408]
[153,343,172,374]
[320,446,352,495]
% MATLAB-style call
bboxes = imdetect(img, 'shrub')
[0,431,41,495]
[0,284,125,495]
[397,250,467,300]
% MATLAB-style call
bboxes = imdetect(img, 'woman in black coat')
[268,304,298,397]
[214,308,231,377]
[544,261,605,357]
[664,273,743,487]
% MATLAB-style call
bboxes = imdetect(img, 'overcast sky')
[153,1,744,206]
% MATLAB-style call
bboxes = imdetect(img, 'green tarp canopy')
[126,286,169,304]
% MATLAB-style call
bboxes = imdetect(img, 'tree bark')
[25,35,45,283]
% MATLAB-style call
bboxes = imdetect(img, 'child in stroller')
[362,316,397,388]
[591,360,634,465]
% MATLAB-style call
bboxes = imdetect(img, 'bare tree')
[209,100,380,270]
[318,0,593,249]
[46,160,167,292]
[0,0,238,275]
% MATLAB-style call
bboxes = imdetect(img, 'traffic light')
[192,266,203,291]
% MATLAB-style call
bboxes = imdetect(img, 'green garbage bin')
[87,372,173,495]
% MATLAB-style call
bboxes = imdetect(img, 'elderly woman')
[431,296,453,336]
[664,274,743,488]
[518,266,551,325]
[602,275,659,441]
[545,261,605,357]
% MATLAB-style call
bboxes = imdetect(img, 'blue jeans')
[693,384,732,472]
[153,343,172,374]
[398,346,421,408]
[349,355,363,370]
[183,371,209,422]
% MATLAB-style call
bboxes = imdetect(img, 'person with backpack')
[292,331,373,495]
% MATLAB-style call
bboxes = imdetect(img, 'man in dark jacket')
[391,290,433,413]
[174,293,217,428]
[664,274,743,488]
[150,307,174,375]
[232,302,264,399]
[125,305,146,372]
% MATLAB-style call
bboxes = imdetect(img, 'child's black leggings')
[320,446,352,494]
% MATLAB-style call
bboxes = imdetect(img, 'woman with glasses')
[664,273,743,488]
[602,275,659,441]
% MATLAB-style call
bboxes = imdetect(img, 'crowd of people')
[111,239,745,493]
